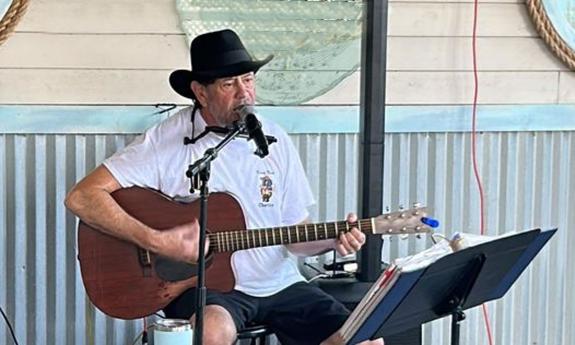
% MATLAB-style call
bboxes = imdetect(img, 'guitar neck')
[208,219,374,253]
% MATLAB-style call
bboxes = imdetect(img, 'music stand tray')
[346,228,557,345]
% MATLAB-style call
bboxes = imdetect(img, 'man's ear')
[191,81,208,107]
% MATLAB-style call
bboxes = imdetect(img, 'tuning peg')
[399,234,409,240]
[416,234,422,239]
[385,206,390,213]
[399,204,405,211]
[413,202,422,208]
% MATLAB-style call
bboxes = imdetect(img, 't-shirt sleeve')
[103,129,161,190]
[278,131,316,226]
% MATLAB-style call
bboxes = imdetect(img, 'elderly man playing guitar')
[66,29,384,345]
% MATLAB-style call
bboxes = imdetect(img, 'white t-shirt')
[104,106,315,296]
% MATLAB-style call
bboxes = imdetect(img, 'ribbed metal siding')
[381,131,574,345]
[0,131,573,344]
[0,134,140,345]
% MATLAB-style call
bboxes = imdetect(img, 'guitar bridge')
[138,248,153,277]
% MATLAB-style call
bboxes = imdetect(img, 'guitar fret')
[251,230,256,248]
[287,226,292,243]
[296,226,300,242]
[333,222,338,239]
[357,220,362,232]
[272,227,276,245]
[280,226,284,244]
[217,232,222,252]
[314,223,318,240]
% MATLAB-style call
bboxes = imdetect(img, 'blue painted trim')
[2,105,575,134]
[0,105,358,134]
[0,106,168,134]
[387,105,575,133]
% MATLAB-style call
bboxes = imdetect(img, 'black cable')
[303,262,324,275]
[0,306,19,345]
[154,312,166,319]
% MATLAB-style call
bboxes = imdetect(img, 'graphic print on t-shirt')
[257,169,275,208]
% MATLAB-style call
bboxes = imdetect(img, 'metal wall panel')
[381,131,574,345]
[0,131,573,344]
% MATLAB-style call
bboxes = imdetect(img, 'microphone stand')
[185,121,246,345]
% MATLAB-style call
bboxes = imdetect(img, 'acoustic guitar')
[77,187,434,319]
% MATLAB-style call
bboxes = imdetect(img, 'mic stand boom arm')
[185,122,246,345]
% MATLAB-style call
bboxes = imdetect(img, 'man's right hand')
[152,219,210,263]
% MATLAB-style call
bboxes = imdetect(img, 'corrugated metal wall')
[380,131,574,345]
[1,131,573,344]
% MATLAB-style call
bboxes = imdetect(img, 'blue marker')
[421,217,439,228]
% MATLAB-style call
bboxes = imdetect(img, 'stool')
[236,324,273,345]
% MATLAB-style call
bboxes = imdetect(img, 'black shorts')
[163,281,350,345]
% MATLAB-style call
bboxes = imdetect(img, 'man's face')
[193,72,256,126]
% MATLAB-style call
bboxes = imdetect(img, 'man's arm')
[286,213,366,257]
[65,165,202,263]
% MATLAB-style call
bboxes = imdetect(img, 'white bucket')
[153,318,193,345]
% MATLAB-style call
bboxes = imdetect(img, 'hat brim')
[169,55,273,100]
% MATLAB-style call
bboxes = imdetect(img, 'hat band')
[194,49,253,71]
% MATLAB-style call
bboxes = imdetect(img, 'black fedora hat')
[169,29,273,99]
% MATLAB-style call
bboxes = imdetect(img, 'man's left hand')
[334,213,366,256]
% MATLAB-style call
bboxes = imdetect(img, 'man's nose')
[235,80,251,98]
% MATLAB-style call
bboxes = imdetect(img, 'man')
[65,29,383,345]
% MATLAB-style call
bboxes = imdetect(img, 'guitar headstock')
[371,207,436,236]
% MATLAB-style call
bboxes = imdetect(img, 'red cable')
[470,0,494,344]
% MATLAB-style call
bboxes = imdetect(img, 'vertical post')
[357,0,389,282]
[193,167,210,345]
[451,308,465,345]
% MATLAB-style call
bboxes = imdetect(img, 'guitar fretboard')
[208,219,374,253]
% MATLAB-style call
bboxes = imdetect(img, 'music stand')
[347,228,557,345]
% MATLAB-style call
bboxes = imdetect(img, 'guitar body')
[77,187,246,319]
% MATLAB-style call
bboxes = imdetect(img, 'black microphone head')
[235,104,256,122]
[235,105,269,158]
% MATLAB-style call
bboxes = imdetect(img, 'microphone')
[236,105,269,158]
